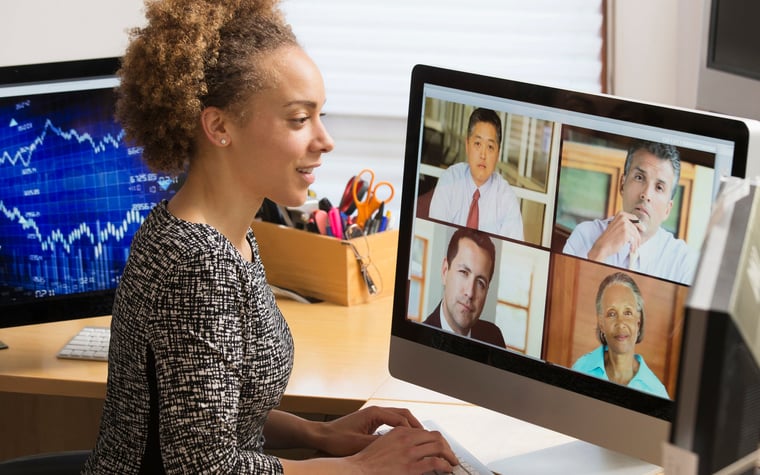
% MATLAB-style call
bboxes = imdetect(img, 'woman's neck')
[167,166,261,261]
[604,349,640,386]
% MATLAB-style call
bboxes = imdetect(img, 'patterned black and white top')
[83,201,294,474]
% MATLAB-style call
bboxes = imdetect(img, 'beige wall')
[609,0,705,108]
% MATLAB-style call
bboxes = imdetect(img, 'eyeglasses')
[342,230,382,295]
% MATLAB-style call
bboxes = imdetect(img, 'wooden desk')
[0,296,394,460]
[278,296,393,414]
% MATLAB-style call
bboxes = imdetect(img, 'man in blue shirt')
[563,140,697,285]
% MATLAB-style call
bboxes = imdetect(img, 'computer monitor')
[696,0,760,120]
[0,58,178,334]
[389,64,760,466]
[670,177,760,475]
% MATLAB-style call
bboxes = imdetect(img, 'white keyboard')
[57,326,110,362]
[422,420,492,475]
[375,420,492,474]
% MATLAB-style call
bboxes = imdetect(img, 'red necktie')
[466,189,480,229]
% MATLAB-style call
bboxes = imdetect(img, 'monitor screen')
[390,64,760,465]
[0,58,178,328]
[706,0,760,81]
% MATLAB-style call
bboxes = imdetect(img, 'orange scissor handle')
[352,169,395,229]
[371,180,395,204]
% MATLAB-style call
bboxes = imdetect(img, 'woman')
[82,0,457,473]
[572,272,669,399]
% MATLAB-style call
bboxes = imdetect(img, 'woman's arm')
[262,410,322,450]
[263,406,419,453]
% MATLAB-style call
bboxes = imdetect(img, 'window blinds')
[281,0,605,118]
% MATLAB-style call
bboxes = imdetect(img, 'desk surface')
[0,296,394,414]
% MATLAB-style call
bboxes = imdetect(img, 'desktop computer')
[388,63,760,470]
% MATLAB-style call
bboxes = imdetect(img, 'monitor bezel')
[389,63,752,465]
[0,57,122,328]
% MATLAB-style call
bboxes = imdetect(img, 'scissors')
[339,175,368,215]
[352,168,395,229]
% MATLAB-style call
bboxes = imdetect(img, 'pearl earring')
[220,138,228,145]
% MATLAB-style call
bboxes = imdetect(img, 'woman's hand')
[344,425,458,475]
[315,406,424,456]
[276,406,459,474]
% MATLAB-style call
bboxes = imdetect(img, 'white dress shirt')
[429,162,524,240]
[563,217,698,285]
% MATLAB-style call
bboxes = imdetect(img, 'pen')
[368,217,379,235]
[328,207,343,239]
[381,210,391,231]
[340,211,350,236]
[368,202,384,234]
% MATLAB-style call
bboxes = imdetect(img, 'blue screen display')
[0,86,177,305]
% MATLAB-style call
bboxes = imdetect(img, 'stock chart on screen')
[0,85,177,305]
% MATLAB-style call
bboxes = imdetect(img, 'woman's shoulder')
[633,354,670,398]
[130,201,236,269]
[572,345,605,370]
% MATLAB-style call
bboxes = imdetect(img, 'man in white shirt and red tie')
[428,107,524,241]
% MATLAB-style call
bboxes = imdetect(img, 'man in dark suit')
[423,227,506,348]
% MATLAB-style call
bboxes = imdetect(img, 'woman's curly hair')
[116,0,297,174]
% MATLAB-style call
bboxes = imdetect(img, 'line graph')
[0,117,126,168]
[0,201,146,258]
[0,87,176,302]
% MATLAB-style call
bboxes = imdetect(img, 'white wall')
[0,1,145,67]
[0,1,699,106]
[0,1,702,223]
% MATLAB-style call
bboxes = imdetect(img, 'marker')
[328,207,343,239]
[312,209,328,235]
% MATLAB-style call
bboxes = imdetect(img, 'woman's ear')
[200,106,230,147]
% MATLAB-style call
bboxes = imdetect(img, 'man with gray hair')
[563,140,697,285]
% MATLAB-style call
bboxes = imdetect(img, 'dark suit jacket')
[423,303,506,348]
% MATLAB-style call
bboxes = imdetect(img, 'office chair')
[0,450,90,474]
